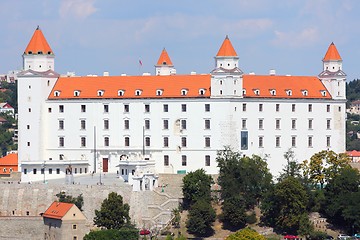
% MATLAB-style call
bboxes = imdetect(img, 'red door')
[102,158,108,172]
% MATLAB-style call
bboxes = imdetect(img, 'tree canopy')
[225,228,266,240]
[186,199,216,237]
[56,191,84,211]
[84,228,138,240]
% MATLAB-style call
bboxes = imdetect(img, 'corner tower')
[211,35,243,98]
[318,42,346,100]
[155,48,176,76]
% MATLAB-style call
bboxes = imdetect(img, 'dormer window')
[28,51,32,54]
[286,89,292,96]
[156,89,163,96]
[54,91,61,97]
[302,90,308,96]
[118,90,125,96]
[253,89,260,96]
[135,89,142,96]
[242,89,246,95]
[97,90,104,97]
[270,89,276,96]
[321,90,327,97]
[199,89,206,95]
[38,51,43,55]
[74,90,80,97]
[181,89,188,96]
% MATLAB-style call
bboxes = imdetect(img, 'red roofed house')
[0,153,18,175]
[347,150,360,162]
[43,201,88,240]
[17,27,346,183]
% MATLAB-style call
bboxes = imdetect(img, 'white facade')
[17,31,347,182]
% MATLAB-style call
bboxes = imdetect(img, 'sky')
[0,0,360,81]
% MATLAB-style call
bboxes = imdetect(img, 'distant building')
[0,153,18,175]
[0,103,15,117]
[347,150,360,162]
[18,27,346,182]
[43,201,88,240]
[348,100,360,115]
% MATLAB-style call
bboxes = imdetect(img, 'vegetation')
[225,228,266,240]
[56,191,84,211]
[186,199,216,236]
[83,228,139,240]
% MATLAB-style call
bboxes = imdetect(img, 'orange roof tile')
[216,35,237,57]
[156,48,173,66]
[49,74,211,99]
[43,202,74,220]
[347,150,360,157]
[243,75,331,99]
[0,153,17,166]
[24,26,53,55]
[323,42,341,61]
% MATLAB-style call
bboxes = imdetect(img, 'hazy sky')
[1,0,359,81]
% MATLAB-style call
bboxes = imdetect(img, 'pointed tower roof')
[323,42,341,61]
[156,48,173,66]
[24,26,53,55]
[216,35,237,57]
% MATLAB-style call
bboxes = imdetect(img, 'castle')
[17,27,346,182]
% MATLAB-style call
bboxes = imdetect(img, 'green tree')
[94,192,131,230]
[171,208,181,228]
[186,200,216,236]
[261,177,312,235]
[56,191,84,211]
[279,148,302,181]
[182,169,213,209]
[84,228,139,240]
[219,195,247,229]
[225,227,266,240]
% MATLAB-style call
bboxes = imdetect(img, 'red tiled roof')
[243,75,331,99]
[24,26,53,55]
[323,42,341,61]
[0,153,17,166]
[156,48,173,66]
[347,150,360,157]
[43,202,74,220]
[216,35,237,57]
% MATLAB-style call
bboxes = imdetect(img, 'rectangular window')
[327,119,331,129]
[259,104,263,112]
[33,169,37,174]
[104,104,109,113]
[163,137,169,147]
[327,104,330,112]
[205,119,210,129]
[242,119,247,129]
[181,104,187,112]
[28,108,31,112]
[276,104,280,112]
[205,137,210,147]
[259,136,263,148]
[145,119,150,130]
[59,105,64,113]
[145,137,150,147]
[182,155,187,166]
[163,119,169,130]
[308,104,312,112]
[241,131,248,150]
[205,155,210,166]
[27,142,30,146]
[27,125,30,129]
[338,106,341,112]
[104,137,109,147]
[81,137,86,147]
[56,168,60,174]
[276,119,280,129]
[41,168,44,174]
[81,105,86,112]
[59,137,64,147]
[292,104,296,112]
[125,137,130,146]
[48,108,52,113]
[24,169,27,174]
[124,120,129,129]
[49,169,52,174]
[181,120,186,130]
[60,154,64,160]
[242,103,247,112]
[80,120,86,130]
[308,136,313,147]
[164,155,169,166]
[181,137,187,147]
[205,104,210,112]
[276,136,280,147]
[124,104,129,113]
[327,136,331,147]
[104,119,109,130]
[292,136,296,147]
[72,224,77,230]
[59,120,64,130]
[292,119,296,130]
[259,119,263,130]
[145,104,150,113]
[163,104,168,112]
[308,119,313,130]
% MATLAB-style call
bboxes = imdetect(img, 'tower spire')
[155,48,176,76]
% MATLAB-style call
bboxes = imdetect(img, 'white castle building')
[17,27,346,183]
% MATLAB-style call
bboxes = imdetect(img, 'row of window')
[59,136,212,148]
[53,103,211,114]
[244,103,338,112]
[242,118,332,130]
[23,167,88,174]
[257,136,332,148]
[163,155,211,167]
